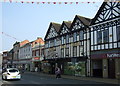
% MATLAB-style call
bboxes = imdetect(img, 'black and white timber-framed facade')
[90,1,120,78]
[44,22,61,74]
[44,15,91,76]
[68,15,91,76]
[44,1,120,79]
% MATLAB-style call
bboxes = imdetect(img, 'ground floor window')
[64,61,86,76]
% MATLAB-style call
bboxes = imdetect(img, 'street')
[1,72,117,85]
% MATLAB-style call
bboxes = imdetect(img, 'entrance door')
[108,59,115,78]
[93,60,102,77]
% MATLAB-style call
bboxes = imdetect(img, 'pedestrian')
[35,67,38,72]
[22,67,25,73]
[55,67,61,78]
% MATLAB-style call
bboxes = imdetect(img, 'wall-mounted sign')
[34,57,40,60]
[107,54,120,58]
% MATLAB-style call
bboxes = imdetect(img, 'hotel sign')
[107,54,120,58]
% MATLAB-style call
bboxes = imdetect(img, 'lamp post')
[55,53,58,67]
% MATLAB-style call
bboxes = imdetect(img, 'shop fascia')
[107,53,120,58]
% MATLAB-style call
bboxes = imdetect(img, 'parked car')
[2,68,21,80]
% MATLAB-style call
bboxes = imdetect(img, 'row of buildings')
[44,1,120,79]
[2,1,120,79]
[2,37,44,72]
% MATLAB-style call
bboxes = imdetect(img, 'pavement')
[25,72,120,85]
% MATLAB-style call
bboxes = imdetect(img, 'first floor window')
[103,29,108,43]
[117,27,120,41]
[80,31,84,40]
[97,31,102,44]
[73,32,77,42]
[61,36,64,44]
[61,48,64,57]
[66,35,69,43]
[73,46,77,57]
[65,48,69,57]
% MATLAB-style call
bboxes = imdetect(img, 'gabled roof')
[59,21,72,35]
[63,21,72,29]
[70,15,91,30]
[13,41,20,46]
[32,37,44,45]
[90,1,106,25]
[52,22,61,32]
[44,22,61,40]
[76,15,91,26]
[20,40,29,47]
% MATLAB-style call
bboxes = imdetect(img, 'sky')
[0,1,104,53]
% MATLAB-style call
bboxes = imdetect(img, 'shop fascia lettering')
[107,54,120,58]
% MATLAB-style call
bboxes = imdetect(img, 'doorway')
[108,59,115,78]
[92,60,103,77]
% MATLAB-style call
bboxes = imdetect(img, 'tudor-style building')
[90,2,120,78]
[68,15,91,76]
[59,21,72,74]
[44,22,61,74]
[44,15,91,76]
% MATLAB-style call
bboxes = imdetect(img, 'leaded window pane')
[97,31,102,44]
[103,29,109,43]
[117,27,120,41]
[73,32,77,42]
[80,31,84,40]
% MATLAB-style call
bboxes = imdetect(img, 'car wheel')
[5,76,7,80]
[2,75,4,80]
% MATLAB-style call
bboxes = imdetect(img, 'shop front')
[18,59,32,71]
[91,50,120,79]
[64,57,87,76]
[31,57,43,72]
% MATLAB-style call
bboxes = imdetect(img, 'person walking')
[55,67,61,78]
[35,67,38,72]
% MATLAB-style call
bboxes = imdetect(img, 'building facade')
[13,41,20,68]
[68,15,91,76]
[90,2,120,78]
[31,37,44,72]
[2,51,9,68]
[44,22,61,74]
[44,16,91,76]
[19,42,32,71]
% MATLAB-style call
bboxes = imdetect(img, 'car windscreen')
[9,69,18,72]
